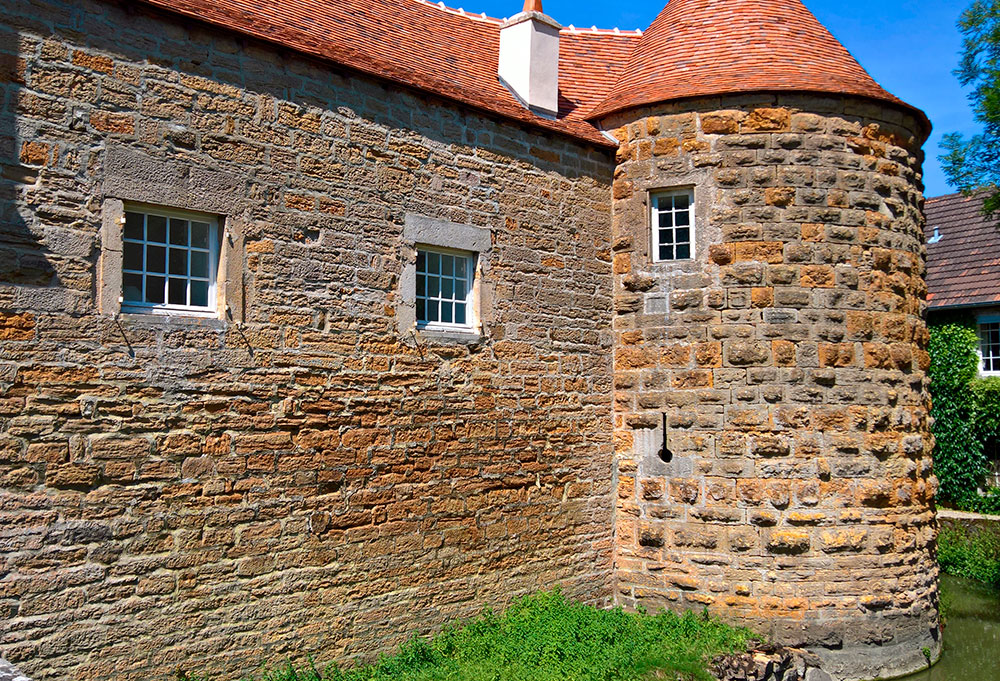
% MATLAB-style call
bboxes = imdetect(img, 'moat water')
[896,574,1000,681]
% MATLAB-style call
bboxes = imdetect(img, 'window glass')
[981,321,1000,373]
[652,189,694,262]
[415,247,474,330]
[122,207,217,313]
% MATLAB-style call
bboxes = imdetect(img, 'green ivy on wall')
[928,321,1000,512]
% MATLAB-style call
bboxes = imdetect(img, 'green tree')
[941,0,1000,213]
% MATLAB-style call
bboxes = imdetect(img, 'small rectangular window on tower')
[651,188,694,262]
[121,205,220,315]
[415,246,475,331]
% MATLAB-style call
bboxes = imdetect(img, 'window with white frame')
[979,316,1000,375]
[415,246,474,330]
[651,188,694,262]
[122,206,219,315]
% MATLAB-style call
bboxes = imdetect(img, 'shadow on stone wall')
[0,32,62,293]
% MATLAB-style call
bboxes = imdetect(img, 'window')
[986,437,1000,488]
[651,189,694,262]
[416,247,474,330]
[121,206,219,315]
[979,316,1000,375]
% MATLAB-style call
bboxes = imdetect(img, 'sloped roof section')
[925,192,1000,309]
[135,0,924,146]
[587,0,922,124]
[139,0,639,147]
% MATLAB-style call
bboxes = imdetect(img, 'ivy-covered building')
[925,192,1000,494]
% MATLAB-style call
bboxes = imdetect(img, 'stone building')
[0,0,937,679]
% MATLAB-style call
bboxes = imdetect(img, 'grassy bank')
[938,524,1000,589]
[223,590,754,681]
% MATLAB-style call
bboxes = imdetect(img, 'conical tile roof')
[588,0,923,124]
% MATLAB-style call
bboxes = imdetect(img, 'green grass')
[938,524,1000,589]
[217,590,755,681]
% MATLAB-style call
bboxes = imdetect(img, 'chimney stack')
[498,0,561,118]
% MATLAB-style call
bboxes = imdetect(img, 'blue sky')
[475,0,976,197]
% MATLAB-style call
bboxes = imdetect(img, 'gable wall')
[0,1,616,677]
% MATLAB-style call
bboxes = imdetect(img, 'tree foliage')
[940,0,1000,212]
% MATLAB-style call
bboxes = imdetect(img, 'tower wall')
[605,94,938,680]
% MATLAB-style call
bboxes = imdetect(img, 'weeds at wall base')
[177,590,755,681]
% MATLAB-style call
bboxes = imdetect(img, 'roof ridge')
[409,0,502,24]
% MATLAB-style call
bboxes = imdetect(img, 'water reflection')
[898,574,1000,681]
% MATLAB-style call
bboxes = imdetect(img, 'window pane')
[659,212,674,228]
[455,278,466,300]
[147,215,167,243]
[674,194,689,210]
[442,255,454,276]
[442,277,454,299]
[675,210,690,226]
[146,275,165,303]
[427,276,439,298]
[659,245,674,261]
[455,302,466,325]
[123,242,143,271]
[426,300,439,322]
[169,218,188,246]
[676,244,691,259]
[168,278,187,305]
[190,251,209,278]
[441,302,453,323]
[147,245,166,273]
[416,250,425,272]
[676,227,690,244]
[123,273,143,302]
[415,298,425,322]
[125,212,144,240]
[456,257,467,279]
[190,280,209,308]
[416,274,425,296]
[191,222,210,249]
[169,248,188,275]
[427,252,440,274]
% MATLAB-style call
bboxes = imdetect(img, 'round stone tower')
[590,1,938,678]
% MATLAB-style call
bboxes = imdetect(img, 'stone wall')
[0,1,616,678]
[604,94,939,680]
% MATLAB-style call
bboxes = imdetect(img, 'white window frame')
[120,203,220,317]
[651,188,695,263]
[978,315,1000,377]
[415,245,476,333]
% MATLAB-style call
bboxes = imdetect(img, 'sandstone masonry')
[0,1,939,680]
[0,2,614,678]
[606,96,938,680]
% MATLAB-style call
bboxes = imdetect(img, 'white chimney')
[498,0,562,118]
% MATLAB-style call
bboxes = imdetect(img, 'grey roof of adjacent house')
[924,191,1000,309]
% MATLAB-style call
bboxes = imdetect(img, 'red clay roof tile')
[136,0,923,146]
[587,0,925,126]
[925,192,1000,309]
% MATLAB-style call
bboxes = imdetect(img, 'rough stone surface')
[1,2,943,681]
[712,644,825,681]
[0,1,615,679]
[605,95,940,680]
[0,660,31,681]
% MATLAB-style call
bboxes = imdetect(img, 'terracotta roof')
[925,192,1000,309]
[139,0,638,147]
[587,0,926,127]
[135,0,924,147]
